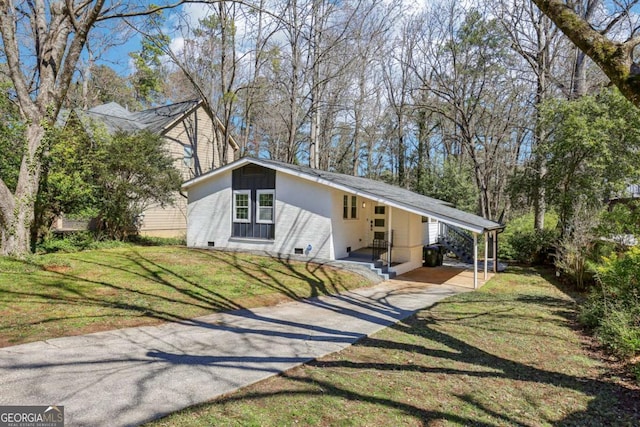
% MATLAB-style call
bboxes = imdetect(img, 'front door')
[372,205,386,243]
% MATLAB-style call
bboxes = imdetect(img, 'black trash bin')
[423,245,440,267]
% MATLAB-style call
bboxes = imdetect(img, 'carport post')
[483,231,488,281]
[473,232,478,289]
[493,229,498,273]
[387,206,392,266]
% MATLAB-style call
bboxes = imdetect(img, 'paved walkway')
[0,280,470,426]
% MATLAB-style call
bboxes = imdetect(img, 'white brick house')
[183,157,504,286]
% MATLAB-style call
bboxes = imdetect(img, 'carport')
[392,264,496,290]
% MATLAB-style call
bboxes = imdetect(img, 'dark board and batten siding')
[232,164,276,239]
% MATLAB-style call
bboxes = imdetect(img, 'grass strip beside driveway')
[0,247,371,347]
[149,267,640,426]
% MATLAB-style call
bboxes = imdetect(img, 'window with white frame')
[351,195,357,219]
[342,194,358,220]
[256,190,275,223]
[343,195,349,219]
[233,190,251,222]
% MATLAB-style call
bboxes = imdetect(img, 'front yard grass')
[0,247,371,347]
[149,266,640,426]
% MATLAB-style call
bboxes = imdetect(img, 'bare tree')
[498,0,563,229]
[410,1,528,219]
[0,0,197,256]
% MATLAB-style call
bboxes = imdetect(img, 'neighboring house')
[182,157,504,287]
[61,99,238,237]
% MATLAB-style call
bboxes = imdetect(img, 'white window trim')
[343,195,349,219]
[256,189,275,224]
[343,194,359,220]
[350,195,358,219]
[233,190,251,223]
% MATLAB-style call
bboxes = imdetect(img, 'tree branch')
[532,0,640,106]
[0,0,38,118]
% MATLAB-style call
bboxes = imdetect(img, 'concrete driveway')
[0,278,470,426]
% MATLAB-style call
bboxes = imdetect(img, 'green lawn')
[0,247,371,347]
[149,267,640,426]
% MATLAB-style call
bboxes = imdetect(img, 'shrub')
[499,211,559,263]
[128,235,186,246]
[36,232,129,254]
[581,247,640,358]
[37,232,96,253]
[554,200,601,290]
[501,228,558,264]
[597,309,640,357]
[578,294,606,329]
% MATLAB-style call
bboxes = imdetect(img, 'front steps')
[339,250,397,281]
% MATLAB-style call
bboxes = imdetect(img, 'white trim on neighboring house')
[256,190,275,224]
[233,190,251,223]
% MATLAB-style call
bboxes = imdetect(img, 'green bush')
[36,232,184,254]
[499,211,559,263]
[597,309,640,357]
[37,232,96,253]
[36,232,128,254]
[580,247,640,358]
[501,228,558,264]
[129,235,186,246]
[578,294,606,329]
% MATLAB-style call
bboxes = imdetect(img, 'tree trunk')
[0,123,45,256]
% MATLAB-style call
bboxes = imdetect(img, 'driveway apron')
[0,280,468,426]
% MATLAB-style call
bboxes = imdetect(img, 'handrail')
[372,230,393,265]
[442,223,473,245]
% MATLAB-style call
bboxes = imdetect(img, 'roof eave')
[183,157,503,234]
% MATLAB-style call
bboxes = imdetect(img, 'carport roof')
[182,157,504,234]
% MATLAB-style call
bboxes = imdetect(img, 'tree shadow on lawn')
[303,292,639,425]
[198,249,356,301]
[166,287,639,426]
[0,250,367,345]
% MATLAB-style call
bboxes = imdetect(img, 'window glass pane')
[374,206,385,215]
[183,146,193,167]
[343,195,348,219]
[351,196,357,218]
[259,208,273,221]
[236,194,249,206]
[259,193,273,206]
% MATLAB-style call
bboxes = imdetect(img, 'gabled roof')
[131,100,201,134]
[183,157,504,234]
[77,99,200,135]
[68,99,239,150]
[88,102,131,118]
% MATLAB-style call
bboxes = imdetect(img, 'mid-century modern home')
[182,157,504,287]
[60,99,238,237]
